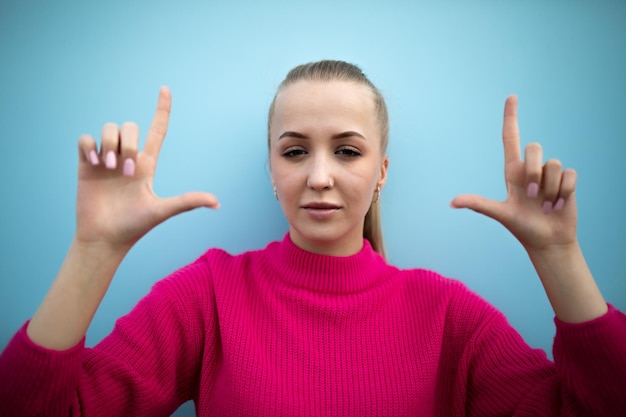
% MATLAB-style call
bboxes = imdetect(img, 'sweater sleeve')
[453,287,626,416]
[0,257,216,417]
[552,305,626,415]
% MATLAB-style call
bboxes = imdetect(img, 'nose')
[306,154,334,190]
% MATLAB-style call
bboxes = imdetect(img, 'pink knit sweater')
[1,234,625,416]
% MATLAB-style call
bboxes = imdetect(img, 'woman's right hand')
[75,87,219,252]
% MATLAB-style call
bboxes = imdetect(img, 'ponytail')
[364,199,386,260]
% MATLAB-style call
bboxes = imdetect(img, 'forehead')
[271,80,377,133]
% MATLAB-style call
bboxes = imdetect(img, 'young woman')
[1,61,624,416]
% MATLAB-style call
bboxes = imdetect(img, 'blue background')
[1,1,624,415]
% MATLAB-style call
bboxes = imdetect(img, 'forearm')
[527,241,607,323]
[26,239,129,350]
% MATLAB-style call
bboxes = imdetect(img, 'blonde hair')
[268,60,389,259]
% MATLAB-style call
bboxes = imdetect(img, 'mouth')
[301,202,342,219]
[301,202,341,210]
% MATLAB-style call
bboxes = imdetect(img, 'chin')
[289,222,362,253]
[294,226,342,242]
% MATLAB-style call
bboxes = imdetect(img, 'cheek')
[269,151,286,186]
[341,168,378,204]
[345,163,380,194]
[271,163,301,202]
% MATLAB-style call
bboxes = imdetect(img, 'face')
[269,80,388,256]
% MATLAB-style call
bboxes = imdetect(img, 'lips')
[301,202,341,210]
[301,202,341,220]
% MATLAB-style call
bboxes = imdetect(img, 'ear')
[377,155,389,189]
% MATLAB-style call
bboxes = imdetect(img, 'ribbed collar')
[263,233,393,294]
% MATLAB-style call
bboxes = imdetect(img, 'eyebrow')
[277,131,366,141]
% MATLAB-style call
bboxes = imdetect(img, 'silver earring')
[372,186,381,203]
[273,186,278,200]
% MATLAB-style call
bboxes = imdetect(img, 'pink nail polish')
[554,198,565,211]
[89,150,99,165]
[123,158,135,177]
[527,183,539,198]
[105,151,117,169]
[542,201,553,214]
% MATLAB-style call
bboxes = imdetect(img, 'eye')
[282,148,307,158]
[336,147,361,158]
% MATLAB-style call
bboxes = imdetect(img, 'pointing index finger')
[502,95,521,165]
[143,86,172,158]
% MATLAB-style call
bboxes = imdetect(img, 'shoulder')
[395,267,504,329]
[393,267,476,302]
[197,243,271,277]
[159,243,268,283]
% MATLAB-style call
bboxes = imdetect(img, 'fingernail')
[554,198,565,211]
[105,151,117,169]
[527,182,539,198]
[123,158,135,177]
[89,150,99,165]
[542,201,553,214]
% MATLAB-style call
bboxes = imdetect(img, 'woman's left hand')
[451,95,578,253]
[451,96,608,323]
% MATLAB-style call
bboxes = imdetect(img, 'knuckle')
[544,182,559,195]
[527,171,541,181]
[526,142,542,153]
[149,124,167,137]
[102,122,118,132]
[78,134,93,146]
[101,123,119,147]
[527,163,542,176]
[121,121,138,132]
[120,123,140,146]
[121,142,138,156]
[564,167,577,177]
[120,139,136,150]
[545,159,562,171]
[564,168,578,183]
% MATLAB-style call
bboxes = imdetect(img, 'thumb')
[450,194,508,223]
[156,191,220,223]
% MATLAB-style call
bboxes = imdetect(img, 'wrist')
[525,240,607,323]
[70,236,131,262]
[524,239,580,262]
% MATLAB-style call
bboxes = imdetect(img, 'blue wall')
[1,2,624,415]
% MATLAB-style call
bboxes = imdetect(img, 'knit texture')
[1,234,625,416]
